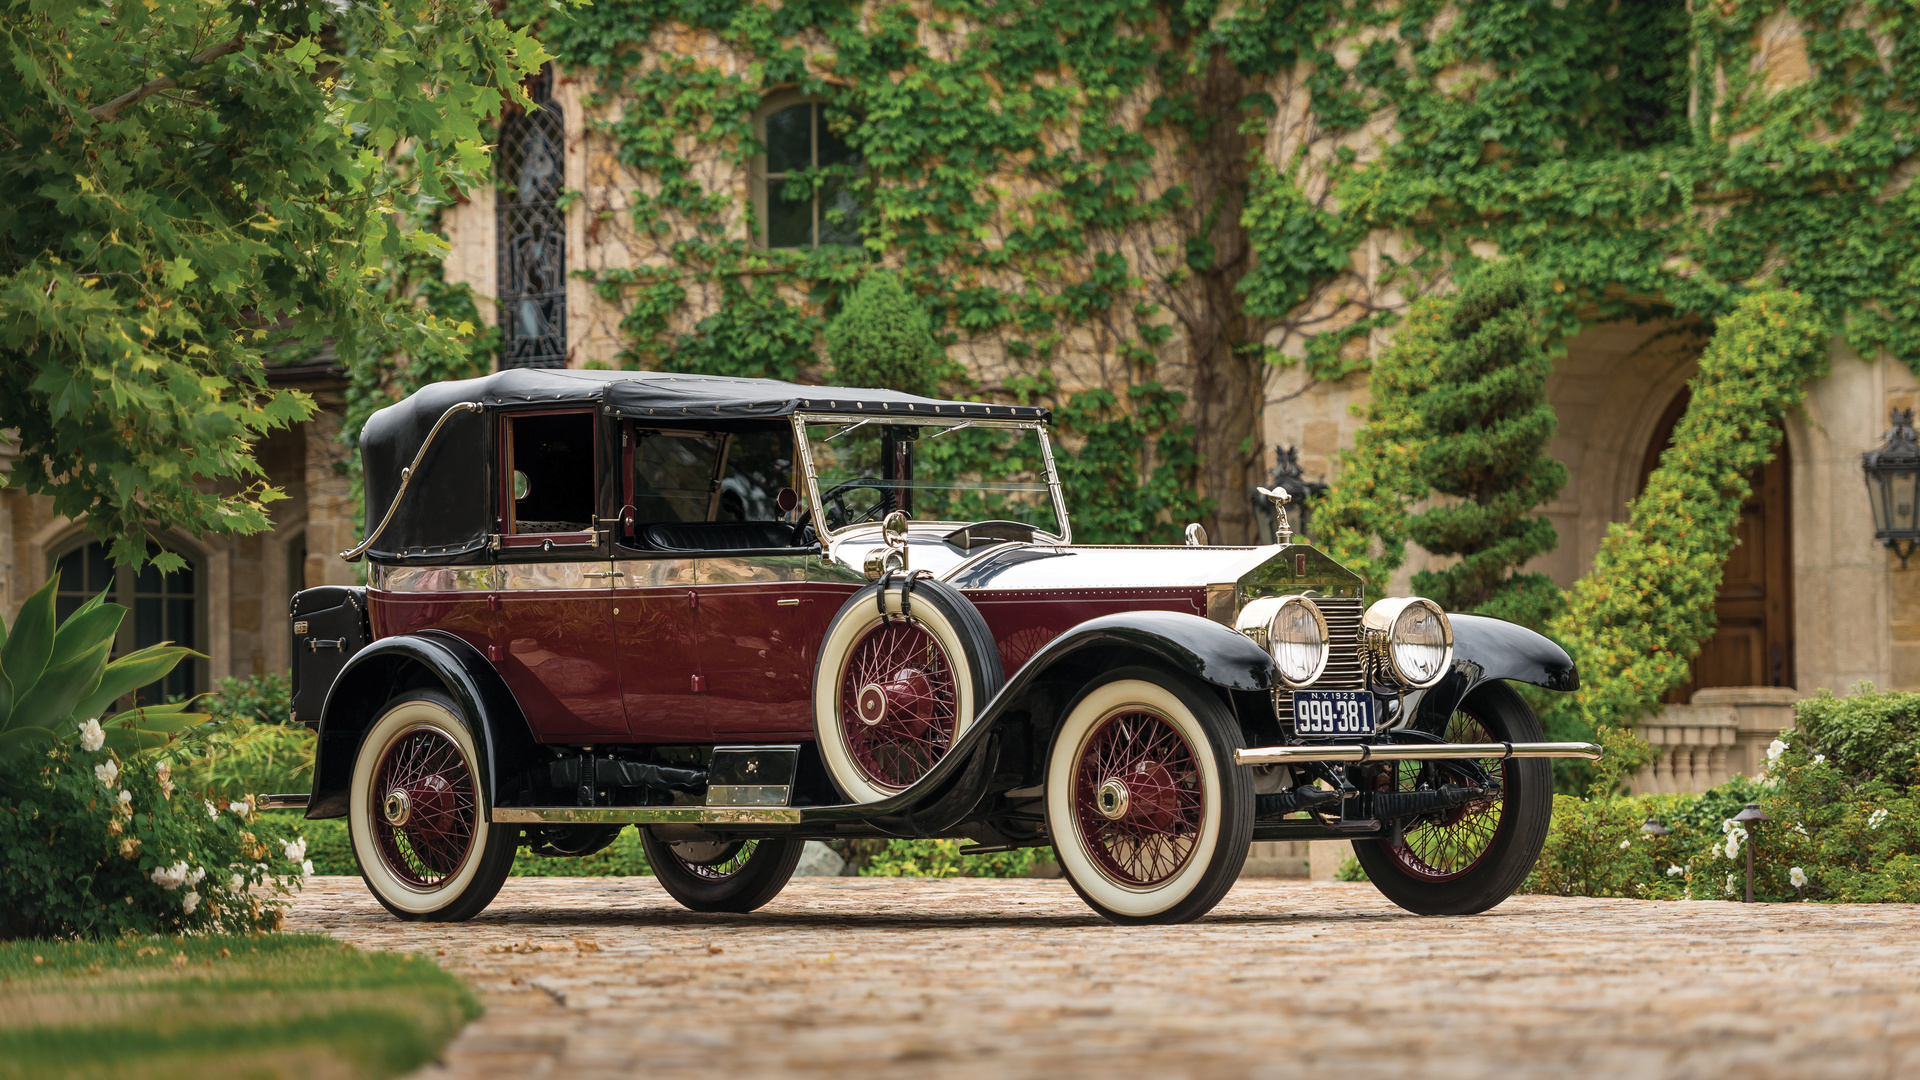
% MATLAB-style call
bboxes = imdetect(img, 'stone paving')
[288,875,1920,1080]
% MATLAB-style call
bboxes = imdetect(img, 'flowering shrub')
[0,577,307,938]
[0,720,309,938]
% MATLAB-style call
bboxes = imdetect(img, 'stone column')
[302,396,360,588]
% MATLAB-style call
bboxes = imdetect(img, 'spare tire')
[812,578,1004,802]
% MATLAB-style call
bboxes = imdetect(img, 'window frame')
[47,536,208,705]
[495,407,602,552]
[751,93,862,250]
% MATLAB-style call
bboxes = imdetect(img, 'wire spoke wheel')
[838,619,959,792]
[370,725,479,889]
[1072,709,1206,888]
[1351,681,1552,917]
[665,839,759,880]
[1386,712,1505,882]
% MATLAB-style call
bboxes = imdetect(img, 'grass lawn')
[0,934,477,1080]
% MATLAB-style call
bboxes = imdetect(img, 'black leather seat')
[642,521,802,552]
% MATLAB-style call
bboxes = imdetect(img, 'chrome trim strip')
[492,806,804,825]
[1233,741,1604,765]
[341,401,483,561]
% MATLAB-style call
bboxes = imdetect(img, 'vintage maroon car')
[284,369,1597,925]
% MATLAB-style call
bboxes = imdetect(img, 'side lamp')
[1733,802,1771,903]
[1862,408,1920,569]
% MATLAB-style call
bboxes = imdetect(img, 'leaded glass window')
[53,540,200,705]
[498,66,567,368]
[760,101,862,249]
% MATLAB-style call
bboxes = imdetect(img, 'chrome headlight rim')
[1361,596,1454,690]
[1235,594,1330,689]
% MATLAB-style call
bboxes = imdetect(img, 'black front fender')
[1010,610,1276,691]
[1409,614,1578,731]
[307,631,536,819]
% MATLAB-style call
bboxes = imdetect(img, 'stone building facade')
[1,5,1909,806]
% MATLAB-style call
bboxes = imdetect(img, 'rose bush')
[0,576,307,938]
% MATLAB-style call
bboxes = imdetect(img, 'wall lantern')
[1862,408,1920,569]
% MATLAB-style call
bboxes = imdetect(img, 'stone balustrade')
[1629,686,1799,795]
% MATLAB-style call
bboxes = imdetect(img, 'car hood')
[827,532,1364,612]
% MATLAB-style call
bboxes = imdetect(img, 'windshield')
[800,419,1064,538]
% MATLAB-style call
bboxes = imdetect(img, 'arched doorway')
[1639,388,1795,702]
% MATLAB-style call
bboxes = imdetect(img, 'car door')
[614,426,726,741]
[494,561,626,740]
[698,555,820,737]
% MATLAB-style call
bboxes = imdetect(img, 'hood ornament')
[1255,486,1292,545]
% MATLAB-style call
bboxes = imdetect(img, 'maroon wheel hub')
[1385,713,1508,882]
[1073,710,1204,888]
[372,726,478,888]
[839,621,958,790]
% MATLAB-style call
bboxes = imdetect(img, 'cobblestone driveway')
[289,876,1920,1080]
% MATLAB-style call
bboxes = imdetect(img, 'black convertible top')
[354,369,1049,564]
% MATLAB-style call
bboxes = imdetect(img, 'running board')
[493,806,803,825]
[1234,741,1603,766]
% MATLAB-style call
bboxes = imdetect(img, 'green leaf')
[0,726,56,765]
[0,575,61,731]
[9,636,113,733]
[48,594,124,670]
[101,704,207,755]
[67,644,198,726]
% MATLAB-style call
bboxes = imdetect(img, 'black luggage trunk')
[290,586,370,729]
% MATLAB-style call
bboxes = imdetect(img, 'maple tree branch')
[89,35,246,122]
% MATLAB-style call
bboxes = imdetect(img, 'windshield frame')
[790,412,1072,543]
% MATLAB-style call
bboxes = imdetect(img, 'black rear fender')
[306,631,537,819]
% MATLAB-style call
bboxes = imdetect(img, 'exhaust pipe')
[1234,741,1602,766]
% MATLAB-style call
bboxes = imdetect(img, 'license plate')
[1292,690,1376,736]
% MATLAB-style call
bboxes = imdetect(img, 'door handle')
[581,571,625,579]
[776,598,802,607]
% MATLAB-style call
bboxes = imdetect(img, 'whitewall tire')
[1045,669,1253,924]
[349,692,516,921]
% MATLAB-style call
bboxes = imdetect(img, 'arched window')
[52,540,203,705]
[497,65,567,369]
[754,97,863,249]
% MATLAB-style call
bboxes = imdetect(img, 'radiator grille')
[1273,596,1365,730]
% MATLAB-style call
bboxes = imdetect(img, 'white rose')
[181,890,200,915]
[150,861,189,890]
[205,800,221,821]
[94,759,119,787]
[1725,873,1738,896]
[1789,866,1808,889]
[1813,754,1826,764]
[78,719,105,752]
[301,859,314,879]
[1869,808,1889,830]
[283,837,308,863]
[1667,864,1685,877]
[228,800,250,817]
[1618,839,1632,850]
[187,866,206,886]
[1767,738,1787,763]
[229,873,247,892]
[117,789,131,806]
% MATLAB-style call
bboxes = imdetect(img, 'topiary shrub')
[825,270,946,396]
[1406,260,1567,631]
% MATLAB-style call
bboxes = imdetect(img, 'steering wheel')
[798,477,897,532]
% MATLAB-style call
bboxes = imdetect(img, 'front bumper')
[1234,741,1602,765]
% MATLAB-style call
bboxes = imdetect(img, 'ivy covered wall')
[424,0,1914,554]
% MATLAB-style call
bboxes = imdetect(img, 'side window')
[632,431,725,524]
[717,429,795,522]
[505,412,596,534]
